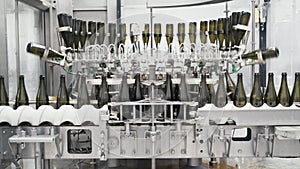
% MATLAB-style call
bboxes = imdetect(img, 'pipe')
[35,143,42,169]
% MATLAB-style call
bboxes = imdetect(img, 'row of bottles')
[57,11,250,52]
[211,72,300,108]
[57,13,105,50]
[0,75,89,109]
[1,71,299,111]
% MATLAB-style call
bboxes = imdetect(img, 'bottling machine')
[0,0,300,169]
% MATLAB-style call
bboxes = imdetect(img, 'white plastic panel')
[0,105,102,126]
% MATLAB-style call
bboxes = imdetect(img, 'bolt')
[146,150,150,154]
[100,131,105,138]
[2,131,5,134]
[181,149,186,154]
[170,149,175,154]
[238,149,242,154]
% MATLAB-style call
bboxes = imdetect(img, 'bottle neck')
[60,78,66,88]
[19,78,25,87]
[254,74,260,85]
[237,75,243,85]
[201,75,206,84]
[0,78,4,86]
[281,74,288,85]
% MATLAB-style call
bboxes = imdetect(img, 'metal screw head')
[181,149,186,154]
[170,149,175,154]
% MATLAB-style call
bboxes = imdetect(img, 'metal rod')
[35,143,42,169]
[15,0,20,77]
[251,0,256,81]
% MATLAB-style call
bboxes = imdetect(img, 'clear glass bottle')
[77,75,90,108]
[198,74,209,108]
[214,73,227,108]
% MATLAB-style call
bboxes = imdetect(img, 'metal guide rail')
[0,103,300,169]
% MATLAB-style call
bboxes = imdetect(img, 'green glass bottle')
[130,23,137,45]
[97,22,105,45]
[166,24,174,52]
[241,47,279,60]
[119,23,126,45]
[237,12,251,45]
[291,72,300,105]
[233,73,247,107]
[209,20,217,44]
[108,23,116,45]
[264,73,278,107]
[57,75,69,108]
[225,71,236,101]
[200,21,208,44]
[77,75,90,108]
[224,17,231,49]
[88,21,97,45]
[231,12,240,47]
[15,75,29,109]
[73,19,81,50]
[214,73,227,108]
[217,18,225,49]
[278,72,291,107]
[26,42,66,60]
[189,22,197,44]
[164,73,173,117]
[178,23,186,45]
[80,20,87,49]
[142,24,150,48]
[250,73,264,107]
[98,75,110,108]
[154,23,162,49]
[198,74,210,108]
[57,13,69,46]
[36,75,49,108]
[0,76,9,106]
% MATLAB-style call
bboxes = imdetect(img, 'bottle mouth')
[275,47,279,56]
[26,43,32,53]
